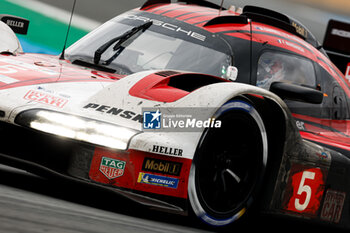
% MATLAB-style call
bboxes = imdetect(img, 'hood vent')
[154,71,180,77]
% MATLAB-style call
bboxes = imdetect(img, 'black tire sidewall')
[188,99,268,227]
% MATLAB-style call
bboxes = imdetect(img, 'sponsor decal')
[162,117,221,129]
[143,110,161,129]
[89,148,191,198]
[291,21,308,38]
[345,62,350,83]
[99,157,126,179]
[123,14,207,41]
[320,190,346,223]
[331,28,350,39]
[83,103,143,123]
[37,86,71,98]
[152,145,183,157]
[277,39,304,53]
[295,120,305,131]
[316,151,330,160]
[1,15,29,34]
[142,108,221,131]
[0,64,27,75]
[254,25,303,41]
[6,19,24,28]
[137,172,179,189]
[0,58,58,75]
[283,165,327,217]
[24,89,68,108]
[0,74,19,84]
[142,157,182,176]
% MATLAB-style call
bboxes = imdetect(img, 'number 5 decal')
[294,171,315,211]
[284,166,326,216]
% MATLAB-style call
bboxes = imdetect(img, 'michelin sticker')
[137,172,179,189]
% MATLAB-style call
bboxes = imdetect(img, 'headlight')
[15,109,139,150]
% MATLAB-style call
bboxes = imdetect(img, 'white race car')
[0,0,349,229]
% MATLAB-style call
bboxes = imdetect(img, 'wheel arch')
[241,94,288,209]
[187,92,289,227]
[242,94,287,172]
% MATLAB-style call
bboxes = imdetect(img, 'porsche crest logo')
[99,157,126,179]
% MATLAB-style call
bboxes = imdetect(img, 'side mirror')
[270,82,324,104]
[0,14,29,35]
[224,66,238,81]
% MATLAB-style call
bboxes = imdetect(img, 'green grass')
[1,0,89,53]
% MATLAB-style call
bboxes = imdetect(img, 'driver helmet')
[257,57,285,89]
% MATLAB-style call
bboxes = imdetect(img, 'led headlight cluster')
[15,109,139,150]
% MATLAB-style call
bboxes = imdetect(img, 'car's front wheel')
[188,99,268,227]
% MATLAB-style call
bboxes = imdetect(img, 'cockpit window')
[65,18,232,77]
[257,51,316,89]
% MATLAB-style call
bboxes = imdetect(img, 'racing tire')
[188,99,268,227]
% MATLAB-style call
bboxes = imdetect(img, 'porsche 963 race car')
[0,0,349,229]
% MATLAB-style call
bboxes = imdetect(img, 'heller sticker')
[99,157,126,179]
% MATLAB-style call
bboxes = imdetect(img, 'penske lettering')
[142,157,182,176]
[84,103,143,123]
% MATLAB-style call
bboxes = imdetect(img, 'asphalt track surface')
[0,164,347,233]
[1,0,350,232]
[0,165,210,233]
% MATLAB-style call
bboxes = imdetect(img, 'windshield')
[65,17,232,77]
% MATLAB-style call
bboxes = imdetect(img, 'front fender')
[130,81,300,162]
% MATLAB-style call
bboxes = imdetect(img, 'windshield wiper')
[93,21,153,65]
[73,59,116,73]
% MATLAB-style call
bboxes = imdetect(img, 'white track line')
[7,0,102,31]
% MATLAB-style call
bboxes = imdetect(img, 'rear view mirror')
[224,66,238,81]
[270,82,323,104]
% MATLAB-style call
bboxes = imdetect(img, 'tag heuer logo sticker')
[99,157,126,179]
